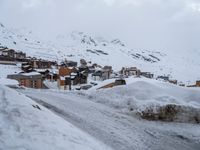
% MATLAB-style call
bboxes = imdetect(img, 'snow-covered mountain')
[0,22,200,84]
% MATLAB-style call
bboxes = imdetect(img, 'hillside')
[0,22,200,84]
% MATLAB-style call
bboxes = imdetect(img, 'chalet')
[196,81,200,87]
[79,65,89,74]
[21,62,33,72]
[64,72,88,90]
[103,66,112,72]
[179,83,185,87]
[103,66,113,74]
[46,67,58,81]
[58,76,66,90]
[101,69,111,80]
[60,60,77,67]
[187,80,200,87]
[77,72,87,84]
[141,72,154,79]
[156,76,169,81]
[88,66,96,74]
[58,66,77,76]
[14,51,26,59]
[0,48,27,62]
[92,69,111,81]
[35,69,50,80]
[57,66,87,90]
[0,47,7,55]
[2,49,15,58]
[92,70,102,81]
[169,79,178,85]
[176,81,185,87]
[7,72,43,89]
[110,72,121,79]
[25,59,57,69]
[120,67,141,77]
[33,60,51,69]
[92,66,112,81]
[57,66,75,90]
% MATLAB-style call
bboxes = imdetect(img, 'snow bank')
[0,85,112,150]
[43,80,59,89]
[87,78,200,123]
[0,64,21,78]
[0,64,21,86]
[0,78,18,86]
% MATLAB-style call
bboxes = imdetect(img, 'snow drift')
[87,78,200,124]
[0,85,111,150]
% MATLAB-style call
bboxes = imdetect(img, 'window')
[30,80,37,88]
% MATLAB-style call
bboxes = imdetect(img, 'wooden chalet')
[141,72,154,79]
[156,76,169,81]
[0,47,7,55]
[92,70,111,81]
[92,66,112,81]
[188,80,200,87]
[120,67,141,77]
[1,49,15,58]
[7,72,43,89]
[60,60,78,67]
[57,66,87,90]
[0,47,26,62]
[14,51,26,59]
[196,81,200,87]
[169,79,178,85]
[31,59,56,69]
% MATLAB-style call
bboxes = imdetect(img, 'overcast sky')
[0,0,200,52]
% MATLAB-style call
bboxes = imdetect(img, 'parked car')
[80,85,92,90]
[90,82,98,86]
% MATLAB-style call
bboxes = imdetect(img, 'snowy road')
[20,89,200,150]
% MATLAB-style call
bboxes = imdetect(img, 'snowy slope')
[0,64,21,85]
[0,22,200,84]
[19,83,200,150]
[0,85,112,150]
[87,78,200,123]
[0,64,21,78]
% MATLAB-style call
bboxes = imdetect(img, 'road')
[20,89,200,150]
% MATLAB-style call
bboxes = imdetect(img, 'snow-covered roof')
[22,72,41,76]
[22,65,31,68]
[68,67,74,69]
[50,68,58,74]
[71,72,77,76]
[35,69,49,72]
